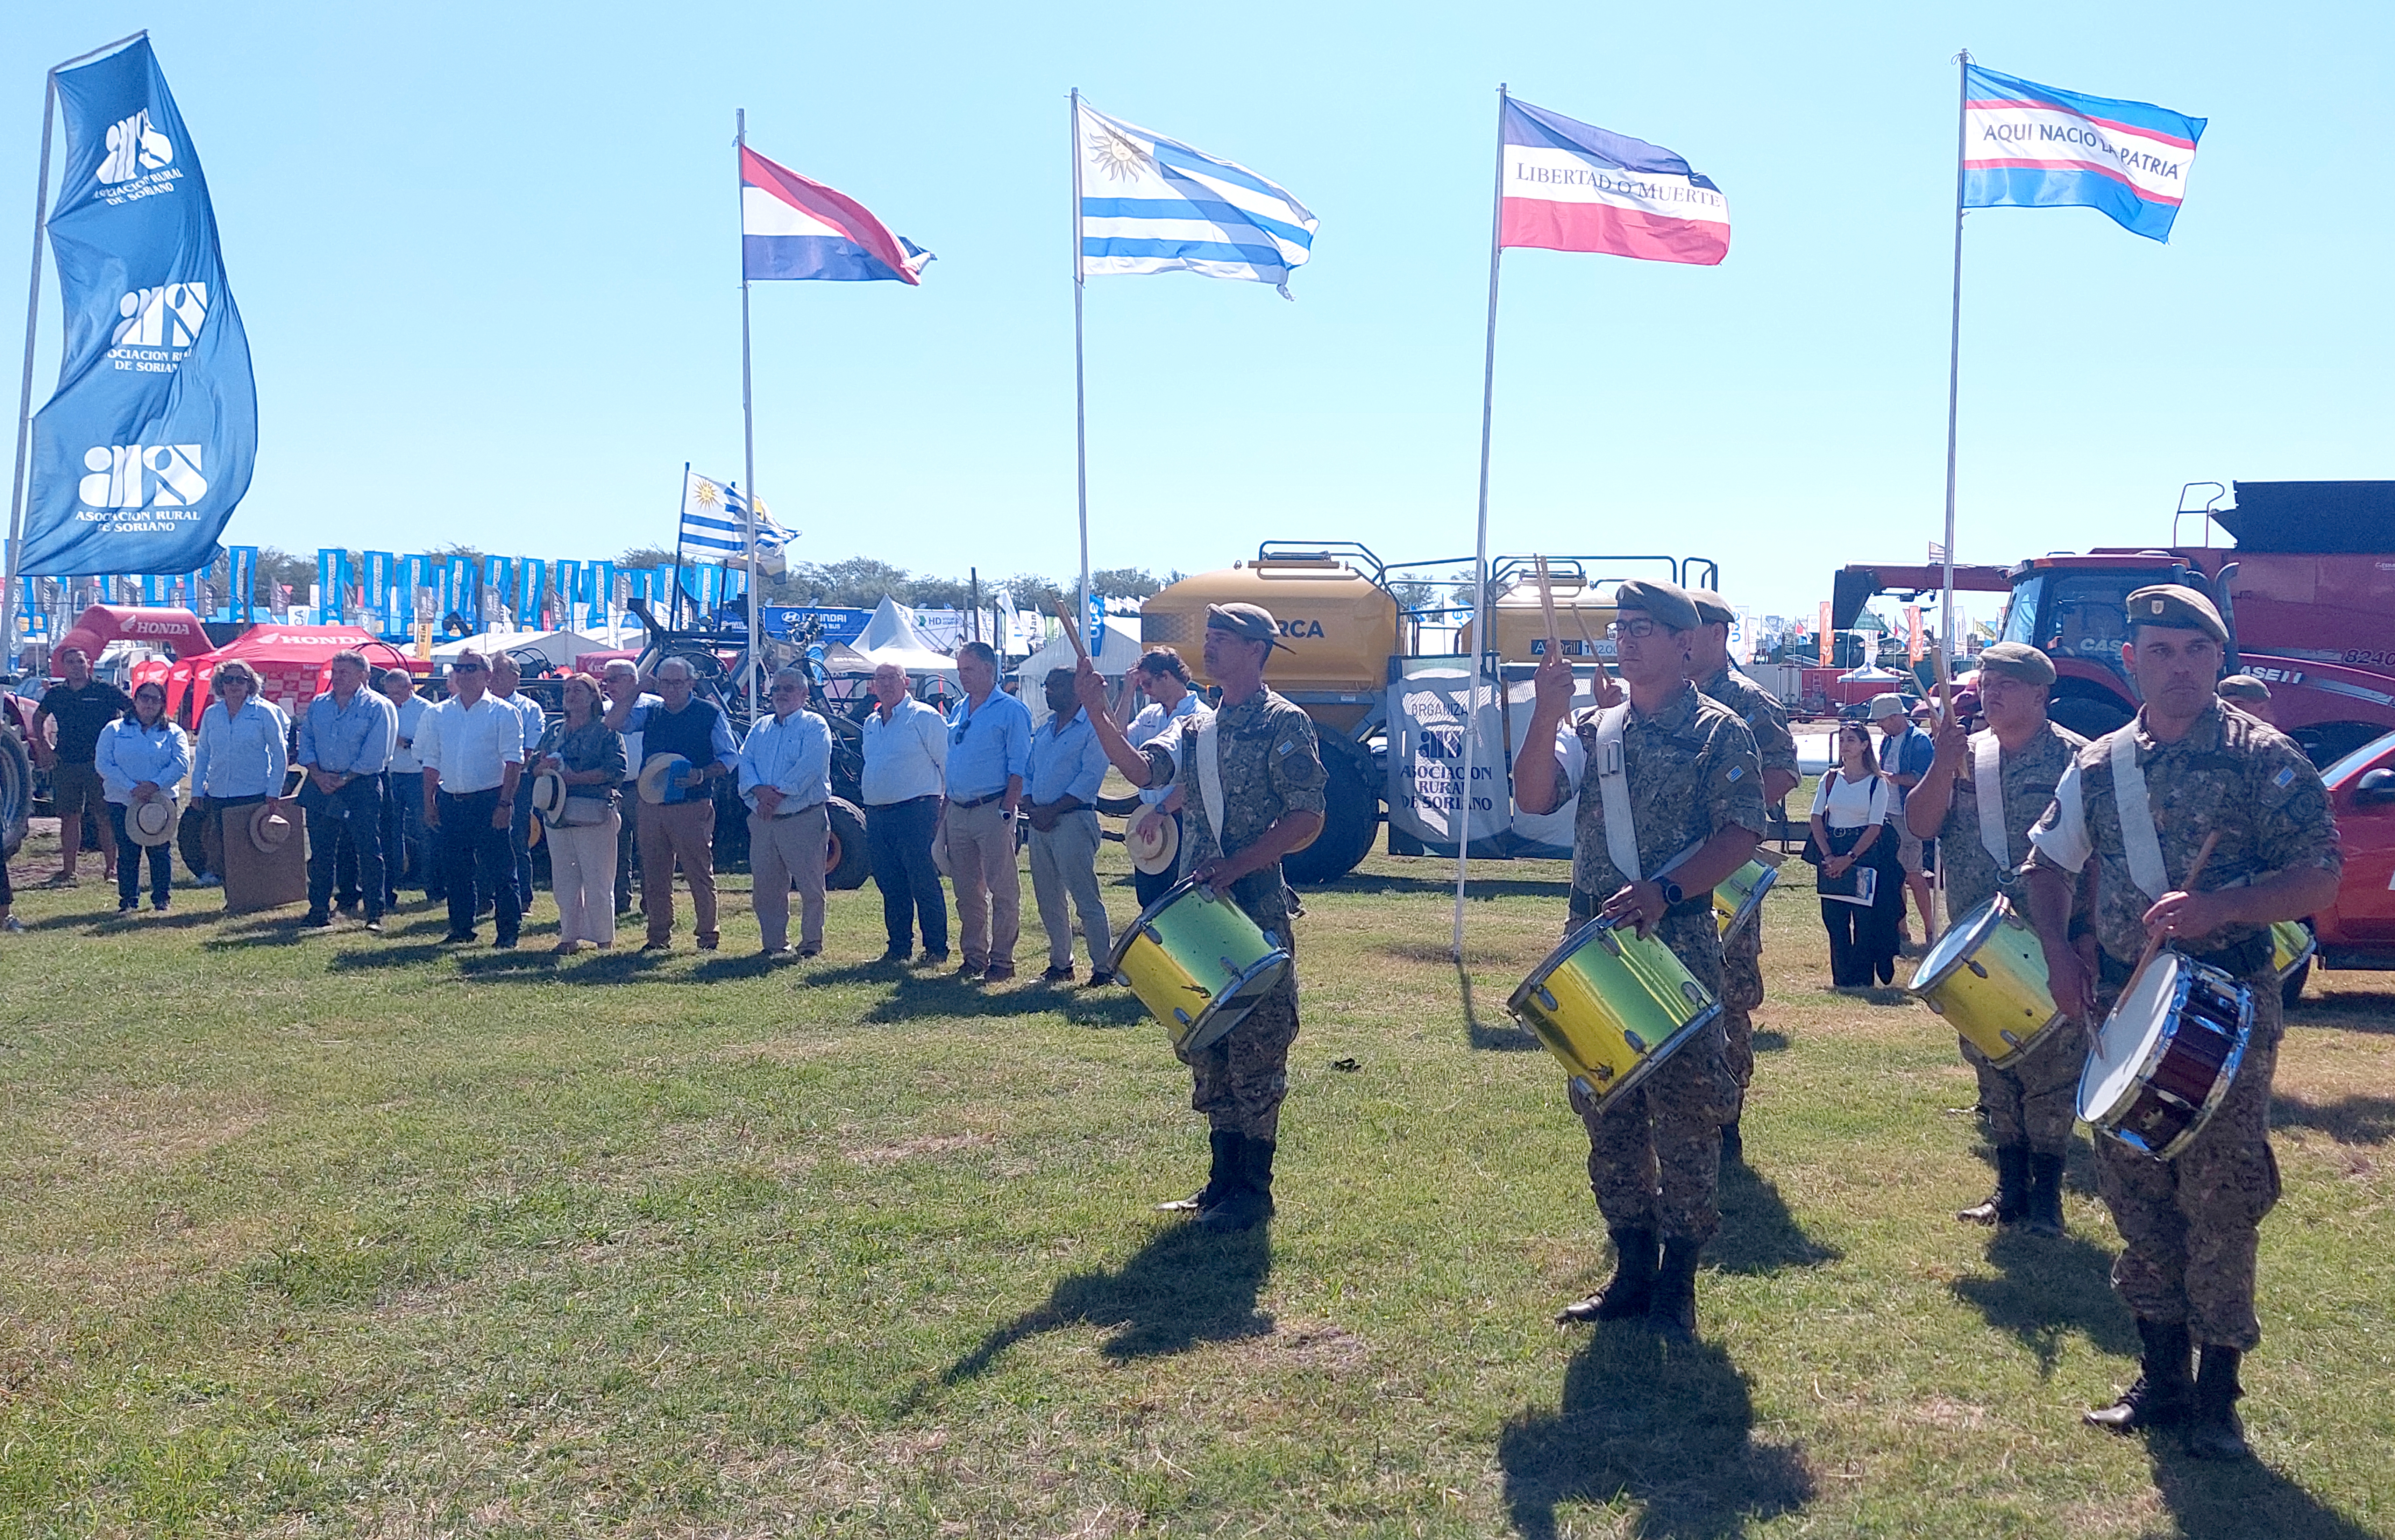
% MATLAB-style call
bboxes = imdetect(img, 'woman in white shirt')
[1124,647,1204,909]
[1809,723,1898,988]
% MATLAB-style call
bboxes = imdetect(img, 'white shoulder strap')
[2110,728,2169,900]
[1971,730,2010,868]
[1590,704,1643,882]
[1195,710,1227,850]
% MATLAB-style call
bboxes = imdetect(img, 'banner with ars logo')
[21,37,256,576]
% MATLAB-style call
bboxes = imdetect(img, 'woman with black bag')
[1807,722,1899,988]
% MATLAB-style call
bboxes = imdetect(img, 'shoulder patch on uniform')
[1727,765,1743,781]
[1277,739,1295,756]
[2275,766,2295,788]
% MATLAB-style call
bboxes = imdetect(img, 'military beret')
[1611,579,1701,632]
[1975,640,2056,687]
[2123,584,2228,644]
[2218,673,2272,703]
[1684,588,1736,626]
[1206,602,1288,652]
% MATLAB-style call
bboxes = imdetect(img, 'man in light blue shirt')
[1025,668,1117,983]
[191,658,289,887]
[490,654,550,913]
[738,669,833,957]
[941,642,1033,982]
[296,648,398,931]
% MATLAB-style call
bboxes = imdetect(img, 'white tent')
[1017,619,1146,731]
[855,596,958,676]
[432,628,610,670]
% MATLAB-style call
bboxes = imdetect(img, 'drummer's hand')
[1190,855,1242,898]
[1598,880,1665,938]
[2041,939,2095,1025]
[1531,649,1575,715]
[2144,888,2230,948]
[1931,711,1969,766]
[1590,671,1625,709]
[1073,661,1109,715]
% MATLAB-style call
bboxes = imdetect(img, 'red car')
[2307,730,2395,983]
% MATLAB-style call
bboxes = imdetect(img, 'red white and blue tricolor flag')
[1499,97,1729,266]
[1962,65,2205,243]
[739,145,933,284]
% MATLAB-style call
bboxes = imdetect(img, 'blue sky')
[5,1,2387,620]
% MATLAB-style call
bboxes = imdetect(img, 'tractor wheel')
[1283,752,1380,885]
[2048,691,2132,742]
[825,797,869,890]
[0,728,28,860]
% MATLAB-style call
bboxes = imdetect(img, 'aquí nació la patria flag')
[1962,64,2205,242]
[1075,99,1319,295]
[1499,96,1729,265]
[22,36,257,576]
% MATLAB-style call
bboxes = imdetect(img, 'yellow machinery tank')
[1139,554,1399,734]
[1458,564,1620,665]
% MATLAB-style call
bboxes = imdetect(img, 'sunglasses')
[453,661,486,672]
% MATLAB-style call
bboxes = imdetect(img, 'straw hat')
[528,772,569,821]
[247,800,297,853]
[1126,808,1179,876]
[125,794,183,847]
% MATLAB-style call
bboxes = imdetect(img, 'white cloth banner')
[1385,659,1509,854]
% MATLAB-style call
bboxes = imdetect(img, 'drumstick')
[2121,831,2220,1003]
[1051,599,1092,667]
[1534,555,1562,657]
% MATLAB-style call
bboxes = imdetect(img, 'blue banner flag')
[1963,65,2205,242]
[20,37,257,575]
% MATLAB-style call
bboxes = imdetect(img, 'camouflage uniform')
[1936,720,2088,1154]
[1139,689,1328,1141]
[1697,663,1799,1108]
[2028,700,2339,1349]
[1558,683,1767,1244]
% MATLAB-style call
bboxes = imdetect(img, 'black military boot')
[1556,1227,1657,1325]
[1720,1119,1744,1166]
[1646,1237,1704,1343]
[1201,1138,1276,1232]
[2184,1346,2252,1461]
[1958,1144,2031,1226]
[2024,1152,2067,1237]
[2085,1317,2195,1433]
[1157,1129,1241,1214]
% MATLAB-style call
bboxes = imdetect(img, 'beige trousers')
[942,798,1019,970]
[749,803,829,951]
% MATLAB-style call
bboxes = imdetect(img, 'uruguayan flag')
[1075,99,1318,296]
[681,468,794,559]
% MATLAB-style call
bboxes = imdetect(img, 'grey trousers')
[1029,810,1112,970]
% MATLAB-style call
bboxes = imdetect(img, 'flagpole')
[1452,83,1509,964]
[1,67,63,671]
[736,108,762,724]
[1939,51,1970,683]
[670,462,690,632]
[1070,87,1092,676]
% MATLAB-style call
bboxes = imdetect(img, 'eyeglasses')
[453,661,486,672]
[1608,619,1661,641]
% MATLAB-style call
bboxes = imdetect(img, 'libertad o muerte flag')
[1499,97,1729,266]
[738,145,932,284]
[1962,64,2205,243]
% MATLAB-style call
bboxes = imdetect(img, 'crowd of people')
[0,585,2339,1460]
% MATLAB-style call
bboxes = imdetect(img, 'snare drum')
[1109,877,1292,1060]
[2079,951,2253,1159]
[1507,917,1720,1113]
[2270,919,2316,984]
[1909,896,2067,1068]
[1713,854,1781,942]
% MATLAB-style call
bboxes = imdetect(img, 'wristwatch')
[1656,877,1686,907]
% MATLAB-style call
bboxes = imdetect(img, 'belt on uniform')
[950,792,1006,810]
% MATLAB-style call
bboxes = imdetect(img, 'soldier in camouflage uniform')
[1687,589,1801,1165]
[1514,580,1766,1342]
[1904,642,2088,1234]
[1079,602,1328,1234]
[2025,586,2342,1461]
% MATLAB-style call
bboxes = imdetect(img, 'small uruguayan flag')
[681,469,794,559]
[1075,99,1318,297]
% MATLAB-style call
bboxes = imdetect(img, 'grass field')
[2,813,2392,1539]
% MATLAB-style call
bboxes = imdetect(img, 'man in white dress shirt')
[417,649,525,948]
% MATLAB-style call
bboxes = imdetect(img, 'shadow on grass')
[1750,1030,1789,1054]
[1499,1330,1811,1540]
[1950,1228,2138,1375]
[1461,962,1541,1052]
[1320,872,1576,903]
[857,975,1152,1029]
[939,1222,1272,1384]
[2270,1092,2395,1146]
[2148,1441,2381,1540]
[2285,991,2395,1035]
[1712,1158,1840,1277]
